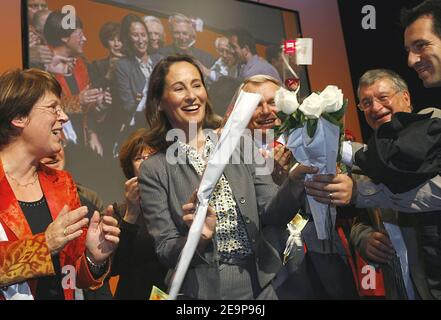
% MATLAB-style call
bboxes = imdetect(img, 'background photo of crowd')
[25,0,311,204]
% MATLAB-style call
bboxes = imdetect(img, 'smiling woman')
[138,55,315,300]
[0,68,120,300]
[143,55,221,152]
[113,14,164,142]
[159,61,209,133]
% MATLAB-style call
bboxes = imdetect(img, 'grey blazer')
[138,142,306,299]
[113,54,162,125]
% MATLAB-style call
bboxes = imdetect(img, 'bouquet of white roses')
[275,85,348,239]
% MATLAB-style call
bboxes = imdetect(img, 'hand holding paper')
[182,190,217,247]
[167,90,262,300]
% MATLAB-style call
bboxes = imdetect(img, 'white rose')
[320,85,343,113]
[299,92,325,119]
[274,87,299,115]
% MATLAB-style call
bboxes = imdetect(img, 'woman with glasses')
[44,10,105,158]
[0,69,120,300]
[109,128,167,299]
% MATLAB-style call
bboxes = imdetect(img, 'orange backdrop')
[1,0,361,144]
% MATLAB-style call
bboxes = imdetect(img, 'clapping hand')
[85,206,120,264]
[45,205,89,255]
[123,177,141,224]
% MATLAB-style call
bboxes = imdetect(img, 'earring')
[158,104,163,111]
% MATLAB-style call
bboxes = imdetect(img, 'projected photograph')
[24,0,310,203]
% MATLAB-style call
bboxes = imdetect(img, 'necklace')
[5,170,39,188]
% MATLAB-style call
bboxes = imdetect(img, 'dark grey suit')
[113,54,163,127]
[138,142,306,299]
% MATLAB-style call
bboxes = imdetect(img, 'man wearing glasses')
[205,36,239,85]
[304,68,441,299]
[357,69,413,130]
[335,69,441,212]
[343,0,441,212]
[349,69,437,299]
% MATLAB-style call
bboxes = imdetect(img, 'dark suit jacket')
[138,140,306,299]
[111,203,167,299]
[351,207,441,299]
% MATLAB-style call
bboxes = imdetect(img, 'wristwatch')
[86,255,108,275]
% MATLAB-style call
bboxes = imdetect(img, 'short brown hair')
[44,10,84,47]
[119,128,156,179]
[401,0,441,39]
[0,68,62,147]
[99,21,121,49]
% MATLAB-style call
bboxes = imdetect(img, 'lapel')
[0,161,65,239]
[222,142,247,207]
[223,163,239,198]
[38,165,67,222]
[0,161,32,239]
[53,57,89,97]
[173,137,248,216]
[130,56,147,93]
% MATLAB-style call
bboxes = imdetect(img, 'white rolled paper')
[167,90,262,300]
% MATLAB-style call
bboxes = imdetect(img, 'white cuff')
[341,141,353,167]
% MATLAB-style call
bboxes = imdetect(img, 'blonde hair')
[214,36,229,50]
[239,74,281,93]
[143,15,165,34]
[168,13,195,38]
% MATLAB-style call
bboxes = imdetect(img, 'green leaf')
[276,111,288,122]
[338,162,349,174]
[327,99,348,121]
[322,112,341,127]
[306,119,317,138]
